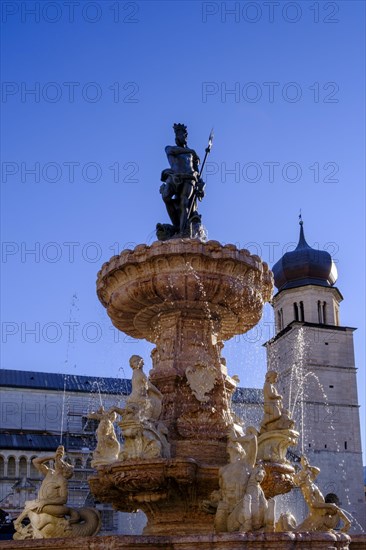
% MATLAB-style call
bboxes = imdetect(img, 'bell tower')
[265,220,365,530]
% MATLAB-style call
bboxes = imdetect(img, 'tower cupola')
[272,220,338,293]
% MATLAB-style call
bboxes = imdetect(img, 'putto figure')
[157,124,211,240]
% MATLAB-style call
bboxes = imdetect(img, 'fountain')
[7,124,360,549]
[89,236,275,535]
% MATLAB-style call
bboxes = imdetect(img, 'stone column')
[149,310,236,464]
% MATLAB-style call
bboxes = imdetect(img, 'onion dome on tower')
[272,219,338,292]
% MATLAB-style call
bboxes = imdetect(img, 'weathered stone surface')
[1,531,355,549]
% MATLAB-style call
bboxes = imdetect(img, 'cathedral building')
[265,220,365,530]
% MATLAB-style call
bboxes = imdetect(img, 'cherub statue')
[213,427,257,532]
[260,370,283,431]
[13,446,100,539]
[88,406,120,467]
[293,456,351,532]
[256,370,299,465]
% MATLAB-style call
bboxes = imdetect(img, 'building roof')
[272,221,338,292]
[0,369,263,403]
[0,369,131,395]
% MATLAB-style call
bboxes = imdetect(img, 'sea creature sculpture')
[276,455,351,533]
[13,446,101,539]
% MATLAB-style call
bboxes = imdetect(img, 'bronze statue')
[157,124,212,240]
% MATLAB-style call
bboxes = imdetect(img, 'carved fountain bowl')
[88,457,295,535]
[97,239,273,342]
[88,458,221,534]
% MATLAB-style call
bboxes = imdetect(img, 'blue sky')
[1,1,365,459]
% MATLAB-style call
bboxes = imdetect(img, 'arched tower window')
[0,456,4,478]
[318,300,322,323]
[299,301,305,321]
[293,302,299,321]
[325,493,340,506]
[277,309,283,331]
[322,301,327,324]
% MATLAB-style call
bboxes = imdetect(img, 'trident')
[186,128,214,224]
[199,128,214,178]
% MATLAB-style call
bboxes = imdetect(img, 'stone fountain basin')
[88,456,294,518]
[97,239,273,341]
[89,457,221,535]
[89,458,219,512]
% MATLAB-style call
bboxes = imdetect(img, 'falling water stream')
[267,326,365,530]
[59,375,68,445]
